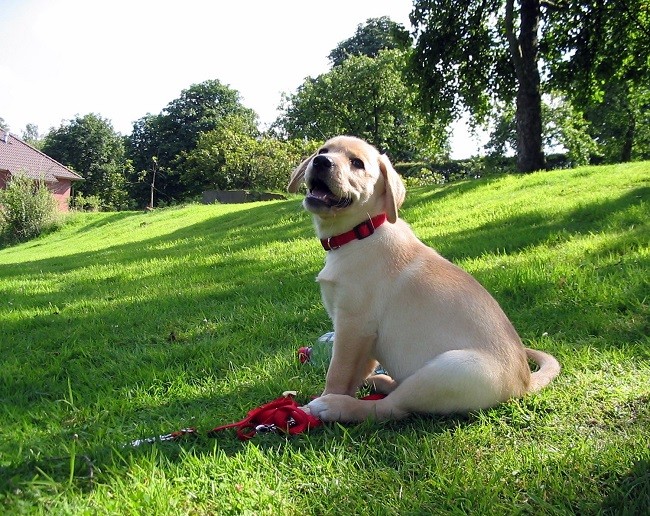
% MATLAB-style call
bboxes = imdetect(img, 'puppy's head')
[288,136,405,224]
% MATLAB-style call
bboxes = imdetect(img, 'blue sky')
[0,0,485,157]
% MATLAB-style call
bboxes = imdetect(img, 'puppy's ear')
[378,153,406,223]
[288,153,316,193]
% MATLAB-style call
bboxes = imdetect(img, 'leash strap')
[129,392,388,445]
[207,393,322,441]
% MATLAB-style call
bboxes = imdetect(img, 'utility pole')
[148,157,158,210]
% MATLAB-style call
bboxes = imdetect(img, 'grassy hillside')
[1,162,648,514]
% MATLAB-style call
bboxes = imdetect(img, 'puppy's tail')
[525,348,561,393]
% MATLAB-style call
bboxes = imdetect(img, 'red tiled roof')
[0,129,83,183]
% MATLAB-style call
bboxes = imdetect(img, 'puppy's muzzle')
[305,155,351,210]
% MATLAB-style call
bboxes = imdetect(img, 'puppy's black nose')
[312,154,334,170]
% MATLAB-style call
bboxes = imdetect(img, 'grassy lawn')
[0,162,648,514]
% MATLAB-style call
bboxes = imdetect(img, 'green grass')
[1,161,648,514]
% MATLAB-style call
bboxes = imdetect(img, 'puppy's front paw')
[306,394,357,422]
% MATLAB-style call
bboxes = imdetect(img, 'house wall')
[47,179,72,212]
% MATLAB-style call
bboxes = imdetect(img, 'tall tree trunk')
[506,0,546,172]
[621,116,635,162]
[621,91,635,162]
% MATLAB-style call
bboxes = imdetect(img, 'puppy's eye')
[351,158,364,169]
[318,148,328,155]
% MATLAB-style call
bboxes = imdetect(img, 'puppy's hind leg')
[365,373,399,394]
[388,349,506,415]
[307,349,505,422]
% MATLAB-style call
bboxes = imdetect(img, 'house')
[0,128,83,211]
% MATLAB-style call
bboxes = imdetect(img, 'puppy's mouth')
[305,179,352,209]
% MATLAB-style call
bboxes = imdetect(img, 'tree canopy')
[542,0,650,163]
[410,0,650,171]
[41,114,130,210]
[21,124,41,148]
[410,0,546,172]
[184,119,319,193]
[126,80,258,206]
[276,49,447,162]
[328,16,412,66]
[584,83,650,163]
[542,0,649,105]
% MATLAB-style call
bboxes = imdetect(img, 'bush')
[396,157,487,187]
[72,192,103,211]
[0,173,59,243]
[183,127,320,194]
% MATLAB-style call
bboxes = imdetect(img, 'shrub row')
[395,153,572,186]
[0,174,59,245]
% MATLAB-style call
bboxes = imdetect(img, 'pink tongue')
[309,188,334,202]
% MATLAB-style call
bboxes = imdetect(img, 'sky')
[0,0,485,158]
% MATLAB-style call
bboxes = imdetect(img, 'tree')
[275,50,447,162]
[328,16,412,66]
[181,114,263,194]
[184,120,319,193]
[21,124,42,149]
[409,0,649,171]
[126,80,258,206]
[485,95,600,167]
[410,0,545,172]
[542,1,649,105]
[506,0,545,172]
[584,83,650,163]
[41,114,131,210]
[543,1,650,163]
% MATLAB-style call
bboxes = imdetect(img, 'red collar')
[320,213,387,251]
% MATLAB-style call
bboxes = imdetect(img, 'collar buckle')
[325,237,341,251]
[353,218,376,240]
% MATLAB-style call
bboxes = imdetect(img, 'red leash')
[208,392,387,441]
[208,392,322,441]
[128,340,389,444]
[127,392,387,445]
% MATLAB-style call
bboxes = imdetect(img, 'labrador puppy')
[288,135,560,422]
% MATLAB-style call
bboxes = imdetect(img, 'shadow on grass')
[473,226,650,347]
[0,200,325,493]
[403,178,493,210]
[0,395,476,497]
[65,211,145,235]
[421,186,649,261]
[601,459,650,514]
